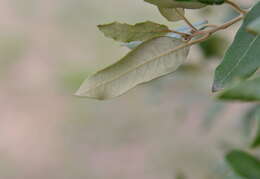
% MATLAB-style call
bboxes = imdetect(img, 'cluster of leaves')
[76,0,224,99]
[76,0,260,178]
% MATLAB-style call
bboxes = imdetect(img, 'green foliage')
[241,106,260,137]
[79,1,259,100]
[226,150,260,179]
[76,37,189,99]
[176,0,224,5]
[144,0,206,9]
[239,105,260,148]
[198,0,224,5]
[213,2,260,91]
[199,35,228,58]
[98,21,170,43]
[247,17,260,35]
[218,77,260,102]
[251,110,260,148]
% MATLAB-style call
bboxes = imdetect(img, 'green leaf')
[212,2,260,92]
[247,17,260,35]
[251,109,260,148]
[144,0,206,9]
[226,150,260,179]
[239,105,260,148]
[98,21,170,43]
[199,0,224,5]
[76,37,189,100]
[158,7,185,22]
[241,105,260,138]
[218,76,260,102]
[176,0,224,5]
[199,35,228,58]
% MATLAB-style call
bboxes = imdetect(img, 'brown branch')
[225,0,247,15]
[190,15,244,38]
[175,9,198,31]
[162,29,190,37]
[149,1,246,63]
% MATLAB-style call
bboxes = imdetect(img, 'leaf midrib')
[85,41,187,93]
[219,35,260,85]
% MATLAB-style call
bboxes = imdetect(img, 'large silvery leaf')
[247,17,260,35]
[212,2,260,92]
[98,21,170,43]
[218,76,260,101]
[76,37,189,100]
[144,0,206,9]
[226,150,260,179]
[158,7,185,22]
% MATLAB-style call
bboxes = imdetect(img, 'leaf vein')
[219,35,259,85]
[87,41,187,92]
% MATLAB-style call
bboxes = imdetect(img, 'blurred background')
[0,0,257,179]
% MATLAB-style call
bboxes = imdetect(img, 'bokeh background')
[0,0,257,179]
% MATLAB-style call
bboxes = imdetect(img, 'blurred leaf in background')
[226,150,260,179]
[218,77,260,102]
[0,33,29,77]
[199,35,228,59]
[247,17,260,35]
[201,101,226,132]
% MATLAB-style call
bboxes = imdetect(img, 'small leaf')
[247,17,260,35]
[158,7,185,22]
[212,2,260,92]
[122,20,208,49]
[76,37,189,100]
[218,76,260,102]
[98,21,170,43]
[144,0,206,9]
[226,150,260,179]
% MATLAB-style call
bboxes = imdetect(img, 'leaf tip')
[74,88,85,97]
[74,89,107,100]
[212,83,223,92]
[225,150,242,161]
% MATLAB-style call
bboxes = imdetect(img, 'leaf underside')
[76,37,189,100]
